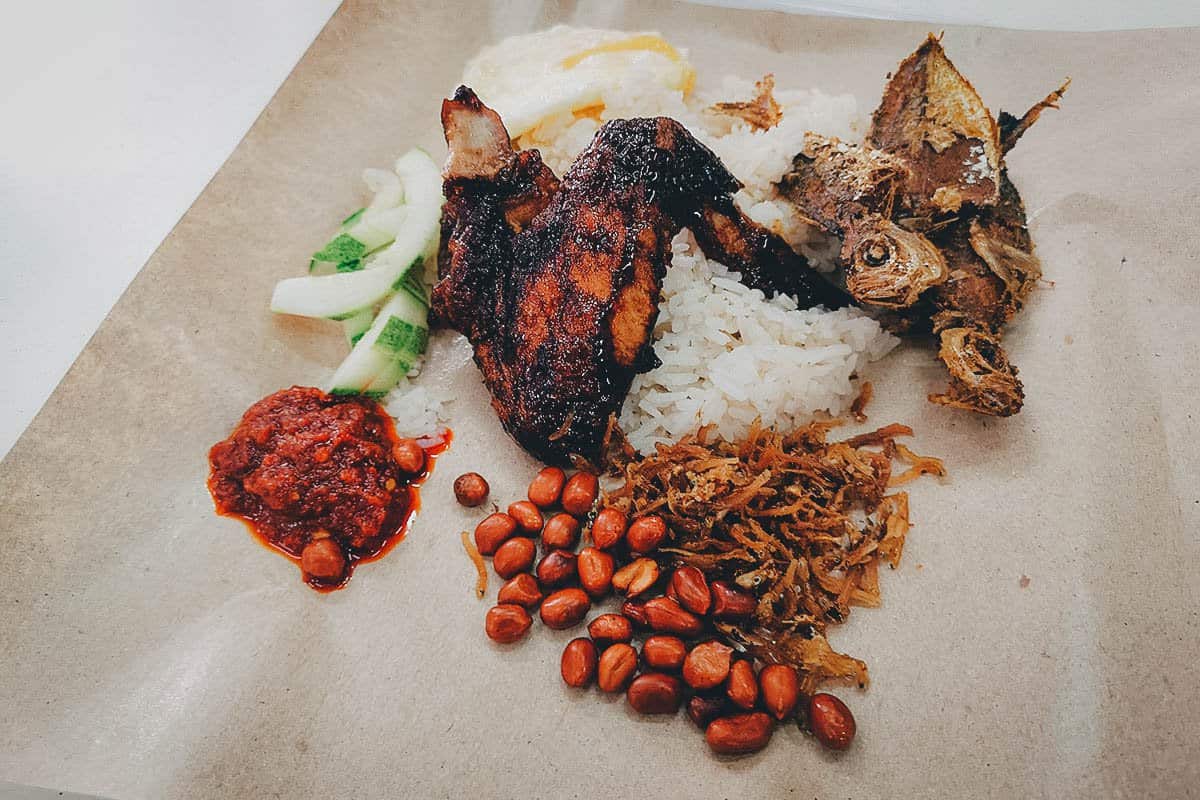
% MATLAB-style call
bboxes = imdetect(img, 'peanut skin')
[561,638,598,688]
[540,588,591,630]
[760,664,800,721]
[627,673,684,715]
[597,643,638,692]
[485,605,532,644]
[561,472,599,516]
[528,466,566,508]
[706,712,774,755]
[809,693,856,751]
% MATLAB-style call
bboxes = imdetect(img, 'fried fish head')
[841,216,948,309]
[929,327,1024,417]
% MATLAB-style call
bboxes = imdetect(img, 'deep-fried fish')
[778,35,1066,417]
[434,87,843,465]
[779,134,948,309]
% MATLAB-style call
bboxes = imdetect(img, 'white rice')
[396,34,897,451]
[384,378,449,442]
[620,231,894,451]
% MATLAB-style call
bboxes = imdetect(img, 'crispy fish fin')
[968,217,1041,308]
[929,170,1043,331]
[999,79,1070,155]
[710,73,784,131]
[868,34,1002,213]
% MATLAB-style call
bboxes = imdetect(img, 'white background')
[2,0,1198,460]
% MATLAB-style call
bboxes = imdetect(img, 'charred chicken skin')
[778,35,1067,417]
[434,86,842,465]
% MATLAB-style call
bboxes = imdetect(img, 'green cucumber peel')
[375,316,428,355]
[313,233,367,265]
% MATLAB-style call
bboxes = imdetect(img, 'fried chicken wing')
[434,87,842,464]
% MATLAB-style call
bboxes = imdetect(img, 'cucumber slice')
[310,232,364,275]
[364,358,412,398]
[340,307,375,347]
[327,289,429,396]
[276,246,428,320]
[397,270,430,307]
[343,208,407,252]
[272,149,442,320]
[308,162,413,273]
[309,205,396,274]
[362,168,403,209]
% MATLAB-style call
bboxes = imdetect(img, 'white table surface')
[2,0,1199,461]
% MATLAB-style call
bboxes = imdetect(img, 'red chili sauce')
[207,386,448,591]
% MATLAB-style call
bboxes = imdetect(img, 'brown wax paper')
[1,1,1197,797]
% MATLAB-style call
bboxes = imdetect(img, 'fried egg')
[462,26,695,138]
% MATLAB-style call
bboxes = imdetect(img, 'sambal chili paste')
[207,386,444,590]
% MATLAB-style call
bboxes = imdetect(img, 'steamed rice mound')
[622,232,895,451]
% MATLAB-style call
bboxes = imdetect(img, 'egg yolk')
[561,34,696,95]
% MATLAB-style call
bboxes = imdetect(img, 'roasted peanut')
[393,438,426,475]
[641,635,688,671]
[706,712,774,755]
[507,500,544,535]
[561,637,598,688]
[682,640,733,690]
[643,597,703,637]
[539,588,591,630]
[597,642,638,692]
[627,673,684,715]
[710,580,757,619]
[497,573,543,608]
[452,472,490,507]
[577,547,615,597]
[485,604,532,644]
[561,471,599,516]
[760,664,800,721]
[542,513,581,550]
[668,566,711,615]
[535,549,577,588]
[612,558,659,597]
[301,537,346,582]
[626,515,668,554]
[620,600,648,627]
[587,613,633,648]
[474,512,518,556]
[687,693,729,729]
[589,507,627,550]
[528,466,566,508]
[493,537,535,579]
[809,693,856,751]
[726,660,759,710]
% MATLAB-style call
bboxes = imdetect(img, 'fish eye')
[860,238,892,267]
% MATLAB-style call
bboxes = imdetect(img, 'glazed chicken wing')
[434,87,842,465]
